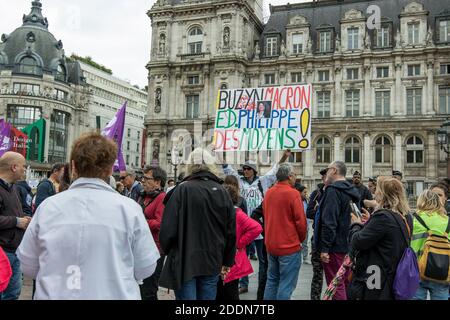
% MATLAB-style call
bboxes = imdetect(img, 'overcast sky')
[0,0,308,88]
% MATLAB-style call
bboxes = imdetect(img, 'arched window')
[18,57,40,75]
[55,64,66,82]
[375,136,391,163]
[316,136,331,163]
[345,136,360,163]
[406,136,424,164]
[188,27,203,54]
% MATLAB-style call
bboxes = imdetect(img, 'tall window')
[406,136,424,164]
[13,83,40,95]
[440,20,450,43]
[375,90,390,116]
[346,90,360,117]
[55,64,66,82]
[345,137,360,163]
[292,33,303,54]
[347,27,359,49]
[291,72,302,84]
[48,110,70,163]
[264,74,275,85]
[407,88,422,115]
[376,25,390,47]
[317,91,331,118]
[186,94,199,119]
[136,143,140,153]
[188,27,203,54]
[316,137,331,163]
[318,70,330,82]
[347,68,359,80]
[127,141,130,151]
[127,128,131,138]
[407,65,421,76]
[18,57,40,75]
[319,31,332,52]
[136,156,140,167]
[376,66,389,78]
[126,155,130,165]
[439,87,450,114]
[53,89,68,101]
[375,136,391,163]
[6,105,42,129]
[289,152,303,163]
[266,36,278,56]
[408,22,420,45]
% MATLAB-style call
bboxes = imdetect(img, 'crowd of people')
[0,132,449,300]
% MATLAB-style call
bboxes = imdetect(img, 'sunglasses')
[119,175,129,180]
[243,167,253,171]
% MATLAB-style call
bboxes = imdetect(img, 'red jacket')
[141,191,166,253]
[224,207,262,283]
[263,182,307,256]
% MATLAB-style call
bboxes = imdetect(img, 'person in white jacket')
[17,133,160,300]
[221,150,291,295]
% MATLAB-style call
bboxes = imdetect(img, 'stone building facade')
[145,0,450,199]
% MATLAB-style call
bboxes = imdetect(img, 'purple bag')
[389,212,420,300]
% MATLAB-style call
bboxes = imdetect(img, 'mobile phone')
[351,202,362,218]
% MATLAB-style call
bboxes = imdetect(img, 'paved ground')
[19,259,323,300]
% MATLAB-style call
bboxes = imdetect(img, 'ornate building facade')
[145,0,450,199]
[0,0,90,170]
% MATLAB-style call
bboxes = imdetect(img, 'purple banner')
[101,102,127,172]
[0,119,12,157]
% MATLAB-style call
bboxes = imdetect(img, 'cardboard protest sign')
[214,84,312,152]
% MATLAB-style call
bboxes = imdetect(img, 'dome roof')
[0,0,79,84]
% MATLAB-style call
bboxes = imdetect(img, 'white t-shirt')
[17,178,160,300]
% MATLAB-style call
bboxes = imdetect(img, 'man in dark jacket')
[352,171,373,209]
[16,180,33,216]
[0,152,31,300]
[120,169,143,203]
[34,163,64,211]
[159,149,236,300]
[317,161,360,300]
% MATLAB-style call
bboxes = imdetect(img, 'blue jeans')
[175,275,219,300]
[412,280,449,300]
[255,239,268,300]
[0,252,22,300]
[264,250,302,300]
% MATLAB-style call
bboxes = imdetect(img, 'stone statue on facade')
[223,27,230,48]
[254,42,260,59]
[280,39,287,57]
[335,34,341,52]
[364,31,371,50]
[159,34,166,55]
[306,35,312,54]
[395,28,402,49]
[425,27,433,46]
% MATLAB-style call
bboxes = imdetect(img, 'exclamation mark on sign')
[298,109,310,149]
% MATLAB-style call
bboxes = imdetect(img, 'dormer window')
[439,20,450,43]
[375,23,392,48]
[408,22,420,45]
[292,33,303,54]
[188,27,203,54]
[318,30,332,52]
[18,57,40,75]
[55,64,66,82]
[347,27,359,49]
[266,36,278,57]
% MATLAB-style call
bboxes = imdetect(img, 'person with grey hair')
[263,163,307,300]
[119,169,143,202]
[159,148,236,300]
[315,160,360,300]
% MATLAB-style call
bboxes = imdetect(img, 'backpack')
[0,247,12,293]
[413,213,450,284]
[389,211,420,300]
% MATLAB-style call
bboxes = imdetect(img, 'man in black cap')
[352,171,373,209]
[305,168,327,300]
[392,170,403,182]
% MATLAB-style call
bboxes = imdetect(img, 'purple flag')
[0,120,12,157]
[101,102,127,172]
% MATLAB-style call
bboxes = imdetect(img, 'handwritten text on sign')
[214,85,312,151]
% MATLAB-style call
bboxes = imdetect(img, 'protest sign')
[214,84,312,152]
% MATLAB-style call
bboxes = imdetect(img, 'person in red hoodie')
[217,184,262,300]
[263,163,307,300]
[138,165,167,300]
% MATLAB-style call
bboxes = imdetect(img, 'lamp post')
[167,147,183,181]
[437,120,450,179]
